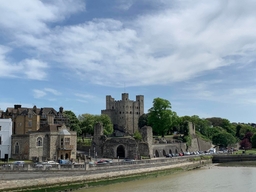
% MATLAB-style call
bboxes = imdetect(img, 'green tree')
[251,134,256,148]
[239,124,255,139]
[147,98,177,137]
[207,126,224,140]
[206,117,236,137]
[95,114,113,136]
[236,124,242,138]
[79,114,95,135]
[63,110,82,135]
[212,132,236,147]
[78,114,113,136]
[133,130,142,141]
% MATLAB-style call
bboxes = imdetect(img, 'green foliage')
[207,126,224,140]
[63,110,82,134]
[147,98,178,137]
[95,114,114,136]
[252,134,256,148]
[238,124,255,139]
[195,131,211,142]
[212,132,237,147]
[77,137,92,146]
[206,117,236,137]
[133,130,142,141]
[78,114,95,135]
[183,135,192,147]
[78,114,113,136]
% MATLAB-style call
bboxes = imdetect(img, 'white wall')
[0,119,12,159]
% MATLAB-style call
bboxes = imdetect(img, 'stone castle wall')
[102,93,144,134]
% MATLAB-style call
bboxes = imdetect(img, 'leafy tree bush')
[63,110,82,135]
[240,138,252,150]
[251,134,256,148]
[78,114,113,136]
[212,132,236,147]
[183,135,192,147]
[133,130,142,141]
[147,98,178,137]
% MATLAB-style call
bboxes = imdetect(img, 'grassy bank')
[2,162,208,192]
[233,149,256,155]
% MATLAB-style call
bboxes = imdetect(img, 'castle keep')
[101,93,144,134]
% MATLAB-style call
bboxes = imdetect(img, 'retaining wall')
[0,158,211,191]
[212,155,256,163]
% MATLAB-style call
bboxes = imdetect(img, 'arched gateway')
[117,145,125,158]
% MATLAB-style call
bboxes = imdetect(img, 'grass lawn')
[233,149,256,155]
[77,137,92,146]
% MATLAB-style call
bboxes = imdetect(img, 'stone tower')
[92,123,104,157]
[101,93,144,135]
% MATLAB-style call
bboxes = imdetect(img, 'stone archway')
[117,145,125,158]
[163,150,166,156]
[65,153,69,159]
[155,150,159,157]
[169,149,173,155]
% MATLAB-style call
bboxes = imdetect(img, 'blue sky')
[1,0,256,123]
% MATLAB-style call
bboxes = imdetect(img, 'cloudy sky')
[1,0,256,123]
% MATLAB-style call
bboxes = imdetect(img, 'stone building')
[92,122,212,160]
[92,123,153,159]
[101,93,144,135]
[3,105,68,135]
[11,124,77,161]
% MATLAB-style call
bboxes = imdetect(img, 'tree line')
[63,97,256,149]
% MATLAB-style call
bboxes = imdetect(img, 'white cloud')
[1,0,256,88]
[33,89,47,98]
[0,45,22,77]
[21,59,48,80]
[115,0,134,10]
[0,0,85,35]
[75,93,94,99]
[33,88,61,99]
[44,88,62,95]
[0,46,48,80]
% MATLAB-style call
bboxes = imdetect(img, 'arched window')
[37,137,43,146]
[15,142,19,154]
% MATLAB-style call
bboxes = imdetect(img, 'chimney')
[14,104,22,109]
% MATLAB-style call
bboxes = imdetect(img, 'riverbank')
[0,159,211,192]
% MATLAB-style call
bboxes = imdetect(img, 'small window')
[37,137,43,146]
[28,114,32,118]
[15,142,19,154]
[64,138,70,146]
[61,138,64,148]
[0,126,1,131]
[28,120,32,127]
[0,136,2,145]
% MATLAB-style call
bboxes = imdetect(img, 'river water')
[75,165,256,192]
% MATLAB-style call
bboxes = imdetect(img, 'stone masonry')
[101,93,144,135]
